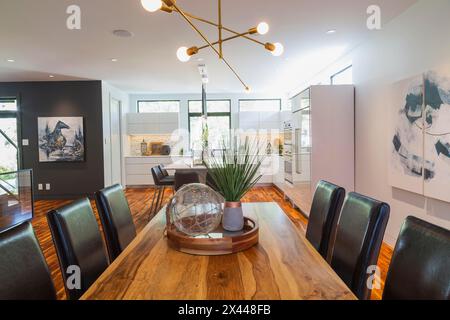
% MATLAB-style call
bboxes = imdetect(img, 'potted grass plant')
[205,137,265,232]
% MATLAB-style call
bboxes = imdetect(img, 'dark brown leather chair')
[0,222,56,300]
[159,164,174,182]
[174,171,200,192]
[383,216,450,300]
[95,184,137,262]
[47,198,109,300]
[149,165,175,220]
[330,192,390,300]
[150,166,175,217]
[306,180,345,262]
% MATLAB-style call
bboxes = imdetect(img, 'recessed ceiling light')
[111,58,118,62]
[112,29,134,38]
[49,75,55,78]
[6,59,15,62]
[326,29,337,34]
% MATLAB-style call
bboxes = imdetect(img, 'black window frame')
[0,97,22,170]
[188,99,232,151]
[330,65,353,85]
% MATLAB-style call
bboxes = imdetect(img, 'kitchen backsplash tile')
[129,135,177,156]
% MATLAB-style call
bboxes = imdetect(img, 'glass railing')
[0,169,34,233]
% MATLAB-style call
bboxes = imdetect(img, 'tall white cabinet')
[291,85,355,195]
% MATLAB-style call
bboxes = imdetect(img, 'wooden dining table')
[81,202,356,300]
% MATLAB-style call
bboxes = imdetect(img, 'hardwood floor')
[31,186,391,300]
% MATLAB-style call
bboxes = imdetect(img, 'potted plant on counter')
[205,137,265,232]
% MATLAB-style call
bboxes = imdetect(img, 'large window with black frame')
[188,100,231,153]
[0,98,20,174]
[137,100,180,113]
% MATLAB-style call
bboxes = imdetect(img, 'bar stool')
[159,164,174,180]
[159,164,175,193]
[150,166,174,218]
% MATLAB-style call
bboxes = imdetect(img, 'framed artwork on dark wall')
[38,117,85,162]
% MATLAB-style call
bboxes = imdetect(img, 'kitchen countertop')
[165,162,207,170]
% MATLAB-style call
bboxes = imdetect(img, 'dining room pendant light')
[141,0,163,13]
[271,43,285,56]
[256,22,270,35]
[141,0,284,91]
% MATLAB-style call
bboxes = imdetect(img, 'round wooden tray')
[166,217,259,256]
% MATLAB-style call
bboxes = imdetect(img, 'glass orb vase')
[167,183,224,237]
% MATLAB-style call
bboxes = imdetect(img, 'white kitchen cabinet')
[240,120,260,131]
[127,113,179,135]
[239,111,281,131]
[259,111,279,123]
[125,156,181,186]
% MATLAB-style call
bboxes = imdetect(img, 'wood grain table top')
[81,202,356,300]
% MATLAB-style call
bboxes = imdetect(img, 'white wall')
[298,0,450,245]
[102,82,130,187]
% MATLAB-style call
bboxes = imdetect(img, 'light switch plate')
[22,139,29,146]
[45,183,51,190]
[38,184,43,191]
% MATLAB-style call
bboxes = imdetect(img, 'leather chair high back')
[383,216,450,300]
[95,184,137,262]
[151,166,164,185]
[47,198,109,300]
[306,180,345,262]
[331,192,390,300]
[150,166,175,217]
[0,222,56,300]
[174,171,200,192]
[159,165,169,178]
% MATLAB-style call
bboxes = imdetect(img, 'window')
[0,99,17,111]
[239,99,281,112]
[138,100,180,113]
[331,65,353,85]
[0,99,19,173]
[188,100,231,151]
[189,100,230,113]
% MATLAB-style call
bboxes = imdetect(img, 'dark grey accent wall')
[0,81,104,199]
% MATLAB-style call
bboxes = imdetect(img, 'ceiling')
[0,0,417,94]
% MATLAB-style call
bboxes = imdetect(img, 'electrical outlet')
[22,139,29,146]
[45,183,51,191]
[38,184,43,191]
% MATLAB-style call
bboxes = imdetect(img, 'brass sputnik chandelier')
[141,0,284,91]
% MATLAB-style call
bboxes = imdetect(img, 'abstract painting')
[423,71,450,202]
[390,69,450,203]
[389,75,424,195]
[38,117,85,162]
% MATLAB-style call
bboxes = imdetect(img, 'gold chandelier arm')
[221,56,250,90]
[218,0,223,58]
[182,11,218,27]
[172,3,250,90]
[181,11,266,47]
[197,31,252,51]
[172,4,222,58]
[223,26,266,46]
